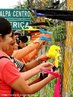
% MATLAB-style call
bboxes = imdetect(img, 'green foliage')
[46,23,65,42]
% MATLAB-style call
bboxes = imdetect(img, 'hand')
[47,69,60,80]
[33,38,46,46]
[38,54,49,61]
[54,69,60,74]
[40,62,54,71]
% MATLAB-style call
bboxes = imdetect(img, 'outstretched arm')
[22,49,40,63]
[20,62,53,80]
[11,72,55,94]
[12,38,45,61]
[22,54,49,71]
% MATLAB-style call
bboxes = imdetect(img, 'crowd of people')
[0,17,59,97]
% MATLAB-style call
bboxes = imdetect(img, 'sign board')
[0,9,31,30]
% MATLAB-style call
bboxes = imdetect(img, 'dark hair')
[0,17,11,36]
[18,35,28,43]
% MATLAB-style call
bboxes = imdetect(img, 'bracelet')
[36,58,42,65]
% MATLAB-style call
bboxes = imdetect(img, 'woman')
[0,17,57,97]
[14,33,41,63]
[13,28,46,63]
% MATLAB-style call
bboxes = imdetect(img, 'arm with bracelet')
[24,54,48,71]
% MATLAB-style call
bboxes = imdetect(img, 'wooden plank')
[62,0,73,96]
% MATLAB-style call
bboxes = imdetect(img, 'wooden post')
[62,0,73,97]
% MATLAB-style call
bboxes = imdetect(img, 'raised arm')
[12,38,45,61]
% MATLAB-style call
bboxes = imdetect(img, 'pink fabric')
[41,68,61,97]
